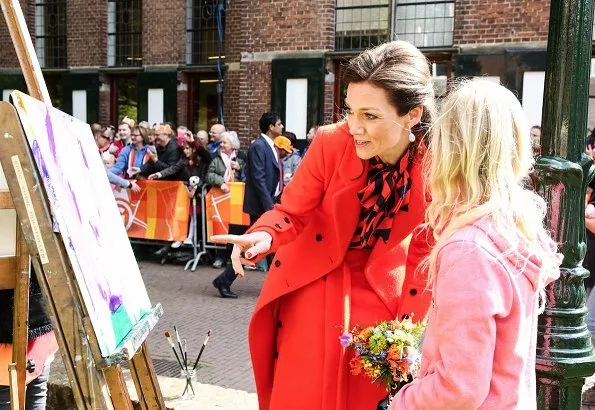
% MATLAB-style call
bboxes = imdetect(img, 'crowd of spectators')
[92,115,315,269]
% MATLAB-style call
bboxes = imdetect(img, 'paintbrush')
[173,325,185,368]
[183,338,188,371]
[191,329,212,371]
[165,331,185,370]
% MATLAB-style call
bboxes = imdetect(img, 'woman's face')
[345,81,411,165]
[183,144,195,158]
[220,136,232,154]
[131,129,144,146]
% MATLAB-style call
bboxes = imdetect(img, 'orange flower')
[350,356,364,376]
[387,344,402,361]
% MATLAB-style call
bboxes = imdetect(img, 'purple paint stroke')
[109,295,122,313]
[31,140,50,179]
[68,182,83,224]
[31,140,59,217]
[89,221,100,242]
[45,108,58,163]
[78,140,89,168]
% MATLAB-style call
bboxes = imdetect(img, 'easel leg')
[128,342,165,410]
[11,226,30,410]
[103,365,133,410]
[8,363,19,410]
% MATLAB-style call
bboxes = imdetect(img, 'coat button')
[409,288,417,296]
[277,321,282,328]
[284,217,290,224]
[274,260,281,267]
[275,223,282,229]
[274,351,279,359]
[315,234,323,242]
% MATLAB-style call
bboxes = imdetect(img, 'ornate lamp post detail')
[536,0,595,408]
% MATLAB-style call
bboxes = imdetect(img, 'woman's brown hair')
[342,40,436,149]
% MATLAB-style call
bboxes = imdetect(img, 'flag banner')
[205,182,250,239]
[113,180,190,241]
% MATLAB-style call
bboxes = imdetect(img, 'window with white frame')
[335,0,390,50]
[35,0,67,68]
[186,0,226,65]
[107,0,142,67]
[393,0,455,48]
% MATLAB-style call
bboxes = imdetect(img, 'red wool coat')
[248,122,433,409]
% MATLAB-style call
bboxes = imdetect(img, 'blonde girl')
[392,79,561,409]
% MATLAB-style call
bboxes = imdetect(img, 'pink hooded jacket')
[392,216,560,409]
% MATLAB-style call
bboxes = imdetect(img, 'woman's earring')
[408,129,416,143]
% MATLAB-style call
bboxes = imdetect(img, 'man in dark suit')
[212,112,284,298]
[243,112,284,222]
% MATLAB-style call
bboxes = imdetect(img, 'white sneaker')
[183,238,193,245]
[171,241,182,249]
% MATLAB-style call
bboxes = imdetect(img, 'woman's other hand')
[220,183,230,193]
[148,172,162,180]
[129,180,141,193]
[210,232,273,277]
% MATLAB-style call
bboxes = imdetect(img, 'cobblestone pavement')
[48,254,595,408]
[140,258,265,393]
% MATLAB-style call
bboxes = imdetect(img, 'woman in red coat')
[213,41,436,410]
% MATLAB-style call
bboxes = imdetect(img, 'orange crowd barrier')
[205,182,250,239]
[113,180,190,242]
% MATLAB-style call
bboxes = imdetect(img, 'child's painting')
[12,90,152,357]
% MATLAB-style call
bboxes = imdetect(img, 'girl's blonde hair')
[425,79,558,305]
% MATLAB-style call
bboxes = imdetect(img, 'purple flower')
[339,333,353,348]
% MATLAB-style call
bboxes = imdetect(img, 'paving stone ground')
[139,258,265,393]
[45,253,595,408]
[48,254,265,409]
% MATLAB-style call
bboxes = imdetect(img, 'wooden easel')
[0,186,30,410]
[0,1,166,409]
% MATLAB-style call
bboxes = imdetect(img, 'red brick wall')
[224,0,335,144]
[454,0,550,45]
[68,1,106,67]
[143,0,185,65]
[224,61,272,146]
[323,58,335,126]
[0,0,34,68]
[177,71,188,127]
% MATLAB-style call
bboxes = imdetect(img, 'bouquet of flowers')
[340,316,425,407]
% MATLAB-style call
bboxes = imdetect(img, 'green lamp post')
[535,0,595,408]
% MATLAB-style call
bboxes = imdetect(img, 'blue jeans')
[0,364,50,410]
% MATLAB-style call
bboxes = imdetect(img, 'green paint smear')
[111,304,133,343]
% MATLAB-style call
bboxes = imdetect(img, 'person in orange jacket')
[212,41,435,410]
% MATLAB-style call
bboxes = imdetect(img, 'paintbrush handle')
[183,339,188,371]
[174,326,185,360]
[191,345,206,371]
[170,346,185,370]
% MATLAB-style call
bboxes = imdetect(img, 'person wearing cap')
[278,132,301,186]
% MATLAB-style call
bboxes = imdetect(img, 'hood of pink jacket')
[475,216,561,291]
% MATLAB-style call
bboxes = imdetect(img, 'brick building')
[0,0,584,148]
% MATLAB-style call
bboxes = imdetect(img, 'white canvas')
[12,90,152,357]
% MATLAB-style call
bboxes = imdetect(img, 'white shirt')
[261,133,281,196]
